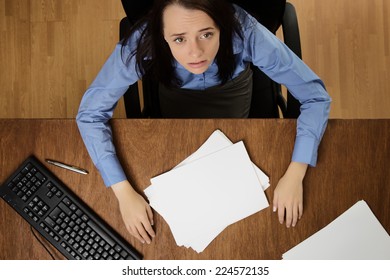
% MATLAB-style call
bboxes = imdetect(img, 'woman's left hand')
[272,162,308,228]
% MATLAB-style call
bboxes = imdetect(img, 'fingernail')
[273,206,277,212]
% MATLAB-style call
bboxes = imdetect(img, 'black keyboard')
[0,155,142,260]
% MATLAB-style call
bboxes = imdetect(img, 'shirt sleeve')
[243,19,331,167]
[76,40,140,187]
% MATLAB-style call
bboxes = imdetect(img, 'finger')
[292,204,298,227]
[135,221,152,244]
[277,205,285,224]
[272,192,279,213]
[298,201,303,220]
[146,205,155,227]
[145,205,156,238]
[127,225,146,244]
[142,219,155,240]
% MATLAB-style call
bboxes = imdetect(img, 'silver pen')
[45,159,89,175]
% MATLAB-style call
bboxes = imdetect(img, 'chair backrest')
[229,0,286,34]
[120,0,300,118]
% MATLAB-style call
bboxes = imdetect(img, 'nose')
[188,40,203,58]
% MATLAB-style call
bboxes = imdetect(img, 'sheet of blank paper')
[144,130,270,253]
[282,200,390,259]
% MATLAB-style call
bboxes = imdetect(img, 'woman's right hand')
[111,180,155,244]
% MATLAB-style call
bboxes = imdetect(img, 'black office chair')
[119,0,301,118]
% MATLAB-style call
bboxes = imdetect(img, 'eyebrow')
[169,27,215,37]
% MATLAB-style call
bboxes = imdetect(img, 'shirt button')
[199,78,204,81]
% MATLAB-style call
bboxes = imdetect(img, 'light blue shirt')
[76,5,331,187]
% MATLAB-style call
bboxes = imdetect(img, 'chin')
[186,65,209,75]
[188,69,206,75]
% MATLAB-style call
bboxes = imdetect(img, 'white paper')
[144,140,269,253]
[175,130,270,190]
[282,200,390,260]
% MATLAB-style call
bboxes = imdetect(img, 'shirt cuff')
[96,154,127,187]
[292,136,319,167]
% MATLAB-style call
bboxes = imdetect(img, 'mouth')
[188,60,208,69]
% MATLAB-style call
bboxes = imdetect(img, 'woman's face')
[163,4,220,75]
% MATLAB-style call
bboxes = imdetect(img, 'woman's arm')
[76,42,139,186]
[241,12,331,226]
[76,37,152,242]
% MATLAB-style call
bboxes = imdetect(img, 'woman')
[77,0,331,245]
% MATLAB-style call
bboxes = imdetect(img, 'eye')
[173,37,185,44]
[200,32,213,39]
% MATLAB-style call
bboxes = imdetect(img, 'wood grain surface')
[1,119,389,259]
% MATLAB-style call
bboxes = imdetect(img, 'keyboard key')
[120,250,128,258]
[114,245,122,252]
[63,197,71,205]
[12,174,23,184]
[49,207,61,220]
[58,202,72,216]
[45,217,56,226]
[34,172,45,182]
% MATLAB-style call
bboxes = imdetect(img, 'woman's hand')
[111,180,155,244]
[273,162,308,228]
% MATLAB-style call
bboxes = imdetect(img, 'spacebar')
[87,220,115,247]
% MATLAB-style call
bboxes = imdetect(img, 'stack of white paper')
[144,130,270,253]
[282,200,390,259]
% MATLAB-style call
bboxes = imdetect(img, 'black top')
[158,65,253,118]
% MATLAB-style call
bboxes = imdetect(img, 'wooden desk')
[0,119,389,259]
